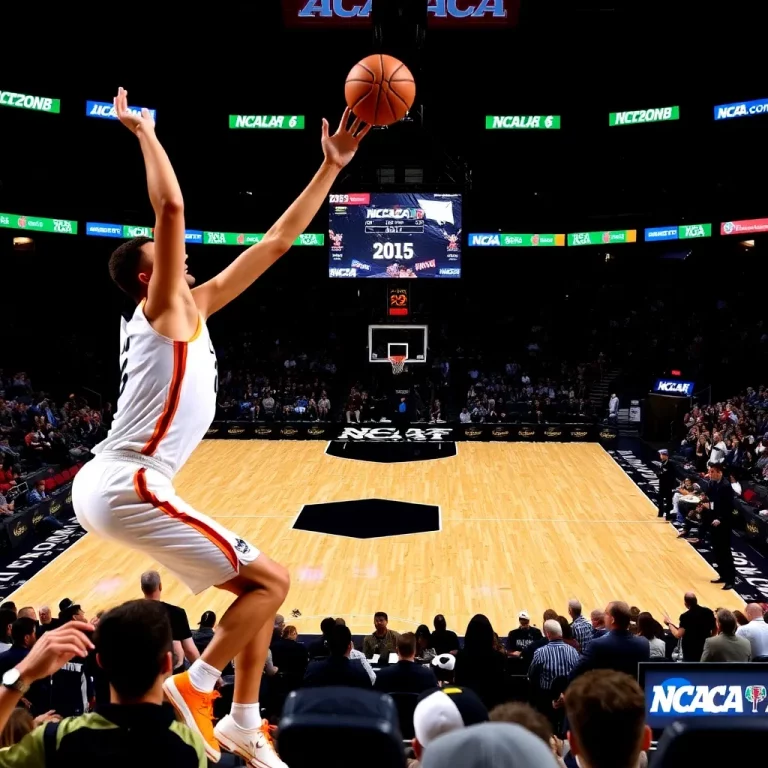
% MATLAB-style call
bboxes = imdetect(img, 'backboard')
[368,325,428,364]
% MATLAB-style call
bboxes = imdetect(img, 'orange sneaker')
[163,671,221,762]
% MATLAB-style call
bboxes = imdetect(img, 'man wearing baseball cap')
[506,611,543,667]
[411,686,488,761]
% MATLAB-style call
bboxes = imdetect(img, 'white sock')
[187,659,221,693]
[231,702,262,731]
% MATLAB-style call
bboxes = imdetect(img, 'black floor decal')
[326,440,457,463]
[0,518,86,599]
[294,499,440,539]
[608,442,768,604]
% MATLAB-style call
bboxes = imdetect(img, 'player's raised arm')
[192,108,370,318]
[114,87,187,314]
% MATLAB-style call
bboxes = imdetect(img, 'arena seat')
[61,469,71,482]
[53,473,65,487]
[44,478,56,492]
[279,687,405,768]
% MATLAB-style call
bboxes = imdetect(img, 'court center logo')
[337,427,452,442]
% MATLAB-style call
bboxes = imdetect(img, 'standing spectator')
[431,614,460,656]
[373,632,437,694]
[140,571,199,673]
[608,393,619,424]
[736,603,768,659]
[663,592,716,662]
[590,609,607,639]
[699,463,736,590]
[37,608,52,636]
[0,601,207,766]
[454,614,507,711]
[656,449,676,519]
[362,612,400,659]
[50,601,89,718]
[568,600,594,653]
[528,619,580,714]
[564,670,651,768]
[0,610,15,652]
[701,609,751,661]
[571,602,650,680]
[0,618,50,715]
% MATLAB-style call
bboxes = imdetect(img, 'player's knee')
[269,562,290,603]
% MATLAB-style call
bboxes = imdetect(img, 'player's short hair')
[96,599,172,699]
[109,236,152,300]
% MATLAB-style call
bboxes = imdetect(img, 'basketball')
[345,54,416,127]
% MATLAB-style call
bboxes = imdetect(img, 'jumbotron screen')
[328,192,462,278]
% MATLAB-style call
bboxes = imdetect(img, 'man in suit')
[656,449,676,519]
[571,601,650,680]
[701,608,751,662]
[374,632,437,694]
[699,462,736,590]
[302,624,372,690]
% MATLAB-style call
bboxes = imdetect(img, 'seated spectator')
[564,670,651,768]
[506,610,543,661]
[636,612,666,658]
[362,611,400,659]
[0,708,35,749]
[411,686,488,763]
[306,617,334,659]
[191,611,216,656]
[590,609,607,639]
[334,618,375,684]
[0,600,207,766]
[25,481,64,531]
[302,624,372,690]
[270,624,309,683]
[0,489,14,517]
[414,624,436,664]
[701,608,752,662]
[373,632,437,694]
[431,615,460,656]
[736,603,768,659]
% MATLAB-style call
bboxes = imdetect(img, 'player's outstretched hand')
[322,107,371,170]
[16,621,94,683]
[113,86,155,136]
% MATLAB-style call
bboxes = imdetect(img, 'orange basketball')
[345,54,416,127]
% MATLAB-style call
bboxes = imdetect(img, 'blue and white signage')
[184,230,203,244]
[714,98,768,121]
[86,100,157,122]
[86,222,123,238]
[643,666,768,730]
[654,379,694,396]
[645,226,679,242]
[468,233,501,246]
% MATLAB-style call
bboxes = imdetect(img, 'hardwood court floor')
[8,442,740,636]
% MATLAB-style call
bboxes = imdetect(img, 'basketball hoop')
[389,355,406,375]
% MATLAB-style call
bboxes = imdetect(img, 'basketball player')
[72,87,370,766]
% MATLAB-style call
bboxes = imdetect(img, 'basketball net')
[389,355,406,375]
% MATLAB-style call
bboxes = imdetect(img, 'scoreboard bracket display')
[329,192,462,278]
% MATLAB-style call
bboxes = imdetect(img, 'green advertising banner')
[486,115,561,130]
[568,230,637,246]
[0,212,76,235]
[122,224,153,238]
[229,115,305,130]
[204,232,324,246]
[678,223,712,239]
[501,234,565,247]
[0,90,60,114]
[609,106,679,126]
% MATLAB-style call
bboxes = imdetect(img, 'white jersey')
[92,302,217,477]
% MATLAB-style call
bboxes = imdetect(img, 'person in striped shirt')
[568,599,595,653]
[528,620,581,692]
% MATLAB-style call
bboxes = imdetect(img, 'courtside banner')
[645,224,711,242]
[86,101,157,122]
[721,219,768,236]
[204,421,615,443]
[282,0,519,27]
[714,98,768,121]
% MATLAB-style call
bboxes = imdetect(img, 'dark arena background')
[2,2,768,760]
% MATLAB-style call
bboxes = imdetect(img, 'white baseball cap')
[518,610,530,620]
[413,687,488,748]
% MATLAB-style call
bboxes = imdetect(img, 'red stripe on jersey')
[142,341,187,457]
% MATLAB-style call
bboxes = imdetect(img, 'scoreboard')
[328,192,462,279]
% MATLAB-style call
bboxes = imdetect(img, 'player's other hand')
[114,87,155,135]
[16,621,94,683]
[322,107,371,169]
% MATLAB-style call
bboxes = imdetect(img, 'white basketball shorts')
[72,454,260,594]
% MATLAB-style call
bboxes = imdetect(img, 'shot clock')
[388,285,410,317]
[328,192,462,278]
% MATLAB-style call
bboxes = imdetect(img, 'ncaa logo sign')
[654,379,694,396]
[649,678,764,715]
[469,233,500,246]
